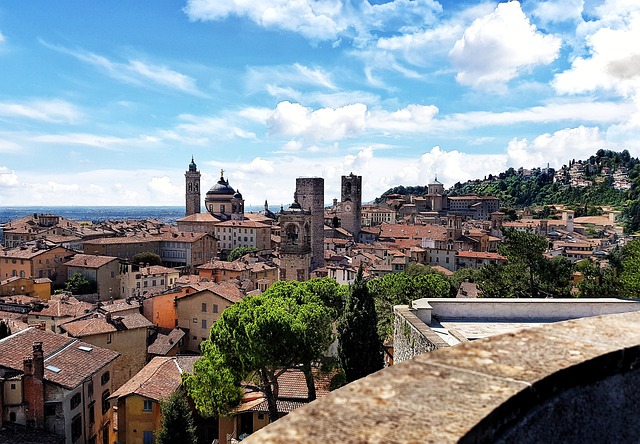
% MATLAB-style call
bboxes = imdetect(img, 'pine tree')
[155,390,198,444]
[338,267,384,383]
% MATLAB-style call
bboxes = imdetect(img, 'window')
[101,371,110,385]
[143,431,154,444]
[201,319,207,329]
[193,317,198,324]
[70,392,82,410]
[152,280,156,286]
[89,403,95,424]
[88,381,94,398]
[213,304,218,314]
[201,303,207,312]
[143,399,153,412]
[71,413,82,441]
[101,390,110,414]
[45,404,57,416]
[10,383,16,390]
[106,333,112,344]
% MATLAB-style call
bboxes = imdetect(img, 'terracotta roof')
[109,355,199,401]
[156,231,209,242]
[197,260,248,272]
[148,327,186,355]
[0,246,73,260]
[36,296,95,318]
[61,316,117,336]
[83,236,158,245]
[456,251,507,260]
[179,282,243,304]
[176,212,219,222]
[65,254,118,268]
[0,422,65,444]
[0,327,119,389]
[136,265,179,276]
[99,299,142,313]
[379,223,447,240]
[213,220,271,228]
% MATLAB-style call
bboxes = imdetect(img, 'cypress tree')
[338,266,384,383]
[155,390,198,444]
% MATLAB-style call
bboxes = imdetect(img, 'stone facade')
[295,178,324,271]
[185,157,201,217]
[393,306,449,364]
[340,173,362,240]
[279,200,312,282]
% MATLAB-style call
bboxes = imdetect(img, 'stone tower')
[185,157,201,216]
[340,173,362,240]
[231,190,245,221]
[295,177,324,271]
[279,195,312,281]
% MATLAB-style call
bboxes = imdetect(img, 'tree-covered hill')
[375,150,640,232]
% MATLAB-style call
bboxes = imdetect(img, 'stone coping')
[244,310,640,443]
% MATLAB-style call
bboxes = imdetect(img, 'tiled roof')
[0,327,119,389]
[99,299,142,313]
[0,422,65,444]
[36,296,95,318]
[197,260,248,272]
[109,356,184,401]
[61,316,118,336]
[176,212,219,222]
[83,236,158,245]
[0,246,72,260]
[379,223,447,240]
[156,231,209,242]
[148,327,186,355]
[213,220,271,228]
[456,251,507,260]
[65,254,118,268]
[136,265,179,275]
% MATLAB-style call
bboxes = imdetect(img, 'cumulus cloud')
[0,167,19,187]
[147,176,181,202]
[184,0,441,44]
[506,126,605,169]
[553,12,640,98]
[450,2,561,88]
[239,157,275,175]
[0,99,82,123]
[530,0,584,25]
[267,101,367,141]
[0,31,5,43]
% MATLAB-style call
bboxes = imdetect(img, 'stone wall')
[393,305,449,364]
[244,310,640,444]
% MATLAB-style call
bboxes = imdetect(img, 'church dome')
[233,189,243,199]
[206,172,235,196]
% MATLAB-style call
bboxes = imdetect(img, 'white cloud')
[31,133,150,150]
[184,0,442,44]
[43,42,205,96]
[267,101,367,141]
[0,31,5,43]
[506,126,605,169]
[147,176,181,203]
[0,167,18,187]
[450,2,561,88]
[239,157,275,175]
[0,99,82,123]
[368,105,440,133]
[530,0,584,25]
[553,12,640,98]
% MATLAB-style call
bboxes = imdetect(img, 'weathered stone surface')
[244,311,640,444]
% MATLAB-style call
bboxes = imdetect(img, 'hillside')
[376,150,640,232]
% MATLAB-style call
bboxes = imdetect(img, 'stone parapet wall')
[393,305,449,364]
[245,310,640,443]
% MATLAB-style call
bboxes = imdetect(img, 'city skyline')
[0,0,639,207]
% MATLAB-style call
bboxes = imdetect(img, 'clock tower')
[340,173,362,240]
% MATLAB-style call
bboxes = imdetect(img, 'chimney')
[105,312,112,323]
[23,342,45,429]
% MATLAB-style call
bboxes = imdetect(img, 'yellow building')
[0,245,75,285]
[0,276,52,300]
[108,356,202,444]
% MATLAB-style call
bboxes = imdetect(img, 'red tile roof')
[65,254,118,268]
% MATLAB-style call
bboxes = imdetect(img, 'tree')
[155,389,198,444]
[498,228,549,297]
[184,284,333,422]
[0,320,11,339]
[227,246,257,262]
[131,251,162,266]
[620,239,640,298]
[64,272,97,295]
[368,271,450,340]
[338,267,384,383]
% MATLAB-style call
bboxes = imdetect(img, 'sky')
[1,0,639,208]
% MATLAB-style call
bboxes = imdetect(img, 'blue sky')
[1,0,639,207]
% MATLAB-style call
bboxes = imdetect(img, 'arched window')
[286,224,299,244]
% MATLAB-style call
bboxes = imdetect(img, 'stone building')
[205,170,245,222]
[184,157,201,217]
[340,173,362,240]
[295,177,324,271]
[279,196,312,282]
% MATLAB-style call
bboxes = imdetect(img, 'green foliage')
[0,320,11,339]
[155,390,198,444]
[227,246,258,262]
[184,283,333,422]
[131,251,162,266]
[620,239,640,298]
[478,229,572,298]
[64,272,97,295]
[368,270,450,340]
[300,277,347,321]
[338,268,384,383]
[375,185,428,203]
[448,268,482,297]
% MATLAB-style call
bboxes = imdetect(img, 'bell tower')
[279,193,312,282]
[340,173,362,240]
[185,157,201,216]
